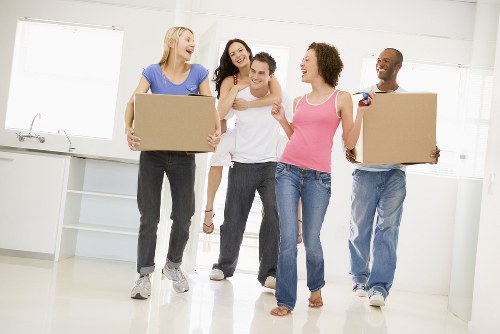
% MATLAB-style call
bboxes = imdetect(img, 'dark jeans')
[136,151,195,275]
[213,161,279,285]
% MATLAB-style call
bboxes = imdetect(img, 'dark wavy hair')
[213,39,253,98]
[308,42,343,88]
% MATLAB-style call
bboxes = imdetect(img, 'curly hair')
[308,42,344,88]
[213,39,253,98]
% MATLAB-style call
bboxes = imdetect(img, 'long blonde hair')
[159,26,194,66]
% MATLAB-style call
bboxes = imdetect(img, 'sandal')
[308,291,323,308]
[270,306,291,316]
[203,210,215,234]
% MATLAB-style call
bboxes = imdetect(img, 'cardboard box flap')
[134,93,215,152]
[354,92,437,164]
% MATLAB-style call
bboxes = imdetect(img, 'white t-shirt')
[226,87,292,163]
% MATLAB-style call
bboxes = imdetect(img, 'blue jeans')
[213,161,279,285]
[275,163,331,310]
[136,151,196,275]
[348,169,406,298]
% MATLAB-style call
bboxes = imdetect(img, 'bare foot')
[270,306,291,316]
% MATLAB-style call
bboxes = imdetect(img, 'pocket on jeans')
[275,162,287,177]
[318,172,331,189]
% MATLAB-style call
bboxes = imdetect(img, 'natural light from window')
[6,18,123,139]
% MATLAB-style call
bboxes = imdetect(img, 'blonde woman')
[125,26,221,299]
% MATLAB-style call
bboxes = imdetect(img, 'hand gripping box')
[352,92,437,164]
[133,93,215,152]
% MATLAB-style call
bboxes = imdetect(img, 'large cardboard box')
[353,92,437,164]
[134,93,215,152]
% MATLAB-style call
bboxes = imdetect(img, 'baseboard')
[0,248,54,261]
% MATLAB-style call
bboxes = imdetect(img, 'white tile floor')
[0,255,470,334]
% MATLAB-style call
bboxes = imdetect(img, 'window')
[359,57,493,178]
[6,18,124,139]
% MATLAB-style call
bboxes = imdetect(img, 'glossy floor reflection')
[0,256,469,334]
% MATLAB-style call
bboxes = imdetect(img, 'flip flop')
[308,293,323,308]
[270,306,291,316]
[203,210,215,234]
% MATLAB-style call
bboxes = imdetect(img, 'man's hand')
[430,146,441,164]
[126,127,141,151]
[207,130,221,148]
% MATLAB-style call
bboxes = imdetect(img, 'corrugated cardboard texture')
[134,93,215,152]
[354,93,437,164]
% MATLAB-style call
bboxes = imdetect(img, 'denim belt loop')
[316,171,321,179]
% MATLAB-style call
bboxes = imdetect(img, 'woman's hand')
[357,90,375,110]
[232,98,251,110]
[430,146,441,164]
[271,98,286,122]
[126,127,141,151]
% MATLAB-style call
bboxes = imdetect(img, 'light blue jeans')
[275,163,331,310]
[348,169,406,298]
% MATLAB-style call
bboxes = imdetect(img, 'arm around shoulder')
[249,76,283,108]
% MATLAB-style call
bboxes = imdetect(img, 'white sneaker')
[209,268,225,281]
[131,274,151,299]
[352,282,367,297]
[162,266,189,293]
[368,290,386,307]
[264,276,276,289]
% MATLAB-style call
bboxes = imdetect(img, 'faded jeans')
[213,161,279,286]
[275,163,331,310]
[348,169,406,298]
[136,151,195,275]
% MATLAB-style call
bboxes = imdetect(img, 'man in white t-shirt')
[210,52,292,288]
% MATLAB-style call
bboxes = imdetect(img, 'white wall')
[0,0,482,295]
[469,14,500,334]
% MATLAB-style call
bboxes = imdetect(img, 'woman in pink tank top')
[270,42,372,316]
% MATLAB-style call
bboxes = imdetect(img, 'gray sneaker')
[352,282,367,297]
[131,274,151,299]
[162,266,189,293]
[264,276,276,289]
[368,290,386,307]
[209,268,225,281]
